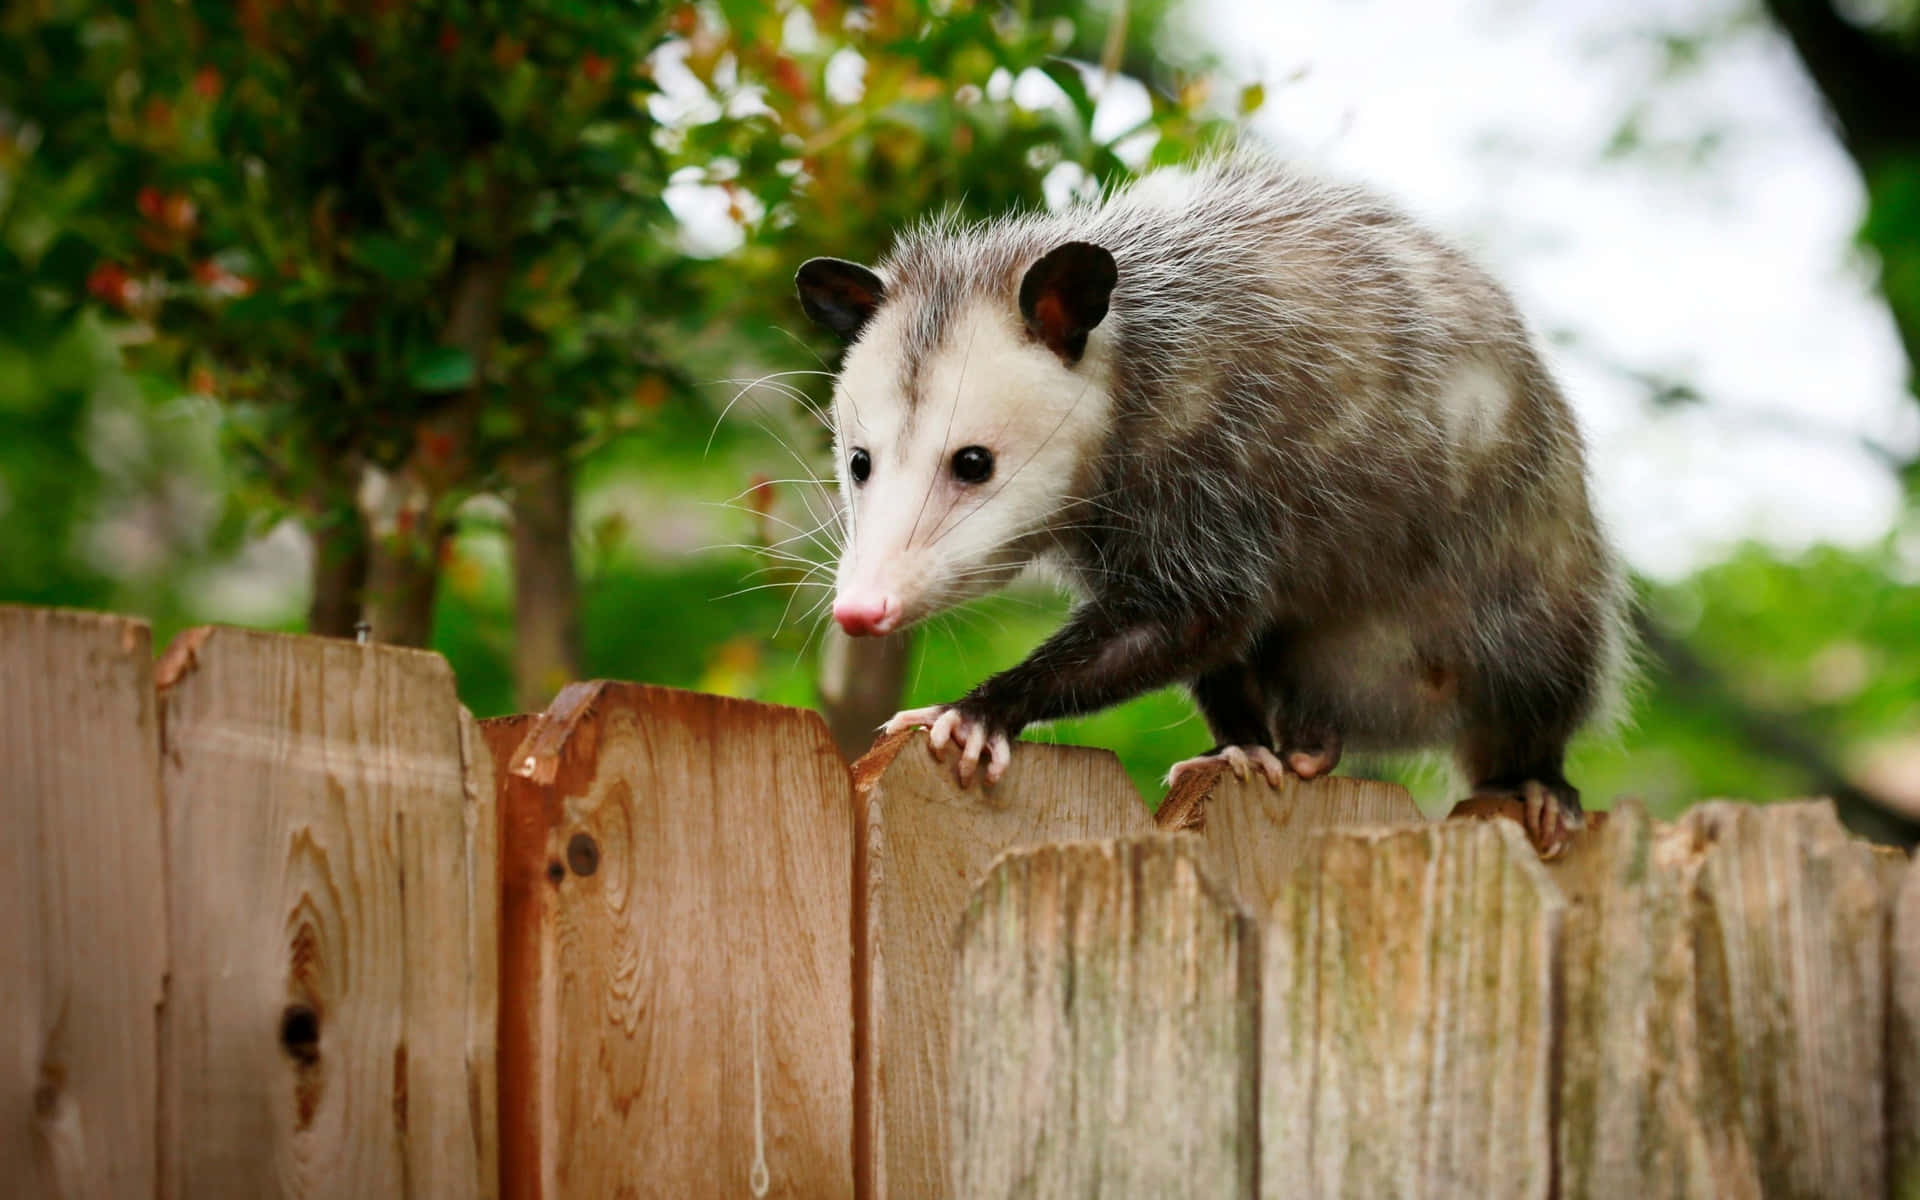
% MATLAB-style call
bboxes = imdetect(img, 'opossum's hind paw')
[1167,744,1288,789]
[1466,779,1585,860]
[883,704,1014,788]
[1520,779,1585,859]
[1276,722,1342,780]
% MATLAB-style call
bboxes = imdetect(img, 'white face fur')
[830,295,1115,631]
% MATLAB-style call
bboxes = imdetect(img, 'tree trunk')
[364,515,445,648]
[818,627,911,762]
[509,454,581,712]
[305,496,369,639]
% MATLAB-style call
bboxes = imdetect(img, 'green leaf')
[408,346,475,392]
[348,234,432,283]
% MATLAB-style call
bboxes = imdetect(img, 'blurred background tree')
[2,0,1915,841]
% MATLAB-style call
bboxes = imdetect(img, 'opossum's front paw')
[882,704,1015,787]
[1167,744,1289,789]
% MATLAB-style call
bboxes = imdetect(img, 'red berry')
[193,66,222,99]
[161,193,198,235]
[137,186,165,222]
[771,56,808,102]
[86,262,136,309]
[581,52,611,84]
[491,36,525,69]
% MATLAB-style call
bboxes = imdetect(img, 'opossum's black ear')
[796,258,886,342]
[1019,241,1117,364]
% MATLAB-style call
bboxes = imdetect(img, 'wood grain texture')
[1672,801,1887,1199]
[1893,848,1920,1200]
[1552,800,1715,1199]
[488,682,854,1200]
[1155,761,1420,914]
[157,626,497,1200]
[1263,819,1561,1200]
[1,606,168,1200]
[949,837,1258,1199]
[852,729,1153,1199]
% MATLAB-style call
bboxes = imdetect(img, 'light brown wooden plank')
[490,681,854,1199]
[1552,800,1715,1199]
[949,837,1258,1198]
[1,606,168,1200]
[853,729,1153,1198]
[156,626,496,1199]
[1263,819,1560,1200]
[1155,760,1421,913]
[1892,847,1920,1199]
[1673,801,1887,1199]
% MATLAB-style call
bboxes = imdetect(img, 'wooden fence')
[4,605,1915,1198]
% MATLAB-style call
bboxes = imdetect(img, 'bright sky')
[1189,0,1918,578]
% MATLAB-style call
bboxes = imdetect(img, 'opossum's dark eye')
[950,445,994,485]
[849,448,871,484]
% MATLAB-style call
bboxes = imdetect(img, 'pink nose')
[833,592,901,637]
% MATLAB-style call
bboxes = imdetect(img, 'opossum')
[795,149,1628,853]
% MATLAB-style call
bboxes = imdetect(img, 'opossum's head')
[797,241,1119,637]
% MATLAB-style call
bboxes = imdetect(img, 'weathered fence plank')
[950,837,1259,1199]
[1,607,168,1200]
[1893,847,1920,1199]
[156,626,497,1199]
[1676,801,1888,1199]
[1155,761,1420,913]
[1264,819,1561,1200]
[1553,801,1715,1198]
[485,682,854,1200]
[853,729,1153,1198]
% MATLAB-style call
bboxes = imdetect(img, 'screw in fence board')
[851,729,1154,1198]
[1263,819,1561,1200]
[483,682,855,1200]
[1893,849,1920,1199]
[949,836,1259,1199]
[0,606,168,1200]
[154,626,498,1200]
[1154,760,1421,915]
[1670,801,1889,1199]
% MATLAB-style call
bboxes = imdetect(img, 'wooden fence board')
[156,626,496,1199]
[949,837,1258,1198]
[1,607,168,1200]
[486,682,854,1200]
[1675,801,1888,1199]
[1893,848,1920,1199]
[1263,819,1561,1200]
[1553,801,1715,1199]
[852,729,1153,1198]
[1155,762,1420,913]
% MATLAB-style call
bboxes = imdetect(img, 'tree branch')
[1760,0,1920,168]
